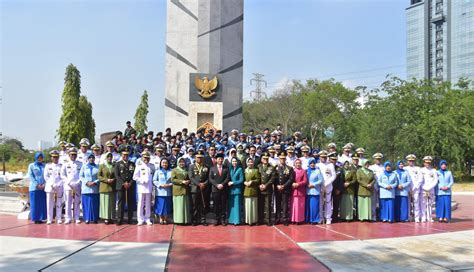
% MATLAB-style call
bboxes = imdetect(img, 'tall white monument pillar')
[164,0,243,133]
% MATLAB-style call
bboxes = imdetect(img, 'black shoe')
[213,221,220,226]
[85,221,90,224]
[266,223,272,226]
[104,220,109,225]
[223,222,227,226]
[116,221,122,226]
[283,222,289,226]
[192,222,197,226]
[93,221,98,224]
[202,222,208,226]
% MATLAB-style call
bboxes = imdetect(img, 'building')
[164,0,243,133]
[406,0,474,83]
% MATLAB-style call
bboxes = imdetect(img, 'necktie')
[218,166,222,176]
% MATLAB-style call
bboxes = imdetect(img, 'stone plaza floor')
[0,194,473,271]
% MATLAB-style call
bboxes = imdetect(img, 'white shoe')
[326,220,332,225]
[146,220,153,225]
[137,221,144,226]
[64,220,71,224]
[429,219,434,223]
[46,221,52,225]
[415,219,420,223]
[57,220,63,224]
[76,219,81,224]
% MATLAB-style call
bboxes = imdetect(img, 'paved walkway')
[0,195,472,271]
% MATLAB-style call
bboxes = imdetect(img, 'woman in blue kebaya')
[28,152,46,224]
[305,158,324,224]
[378,161,398,223]
[153,158,173,224]
[395,160,412,222]
[228,157,244,226]
[436,160,454,223]
[80,154,100,224]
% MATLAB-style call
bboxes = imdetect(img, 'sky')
[0,0,408,149]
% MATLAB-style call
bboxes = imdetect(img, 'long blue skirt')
[436,195,451,220]
[155,195,172,216]
[380,198,394,222]
[228,194,241,225]
[395,196,409,222]
[305,195,320,223]
[82,194,100,222]
[30,190,46,222]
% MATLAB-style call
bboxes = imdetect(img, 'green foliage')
[243,77,474,171]
[134,90,149,135]
[57,64,95,145]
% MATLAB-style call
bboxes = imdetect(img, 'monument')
[164,0,243,133]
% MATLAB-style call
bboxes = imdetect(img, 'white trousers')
[137,193,151,223]
[422,189,434,221]
[64,189,81,221]
[412,189,423,221]
[320,185,333,221]
[46,190,63,222]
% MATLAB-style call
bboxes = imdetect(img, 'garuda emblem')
[195,76,218,99]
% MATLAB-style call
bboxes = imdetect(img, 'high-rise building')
[406,0,474,83]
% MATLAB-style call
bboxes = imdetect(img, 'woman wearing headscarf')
[80,153,100,224]
[340,155,359,221]
[377,161,398,223]
[436,160,454,222]
[305,158,323,224]
[228,157,244,225]
[153,158,173,224]
[171,157,191,225]
[395,160,412,222]
[98,152,116,224]
[28,152,46,224]
[243,157,261,226]
[356,160,375,221]
[290,159,307,224]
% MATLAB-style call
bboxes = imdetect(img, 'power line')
[249,73,268,101]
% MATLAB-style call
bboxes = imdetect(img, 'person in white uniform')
[421,156,438,223]
[60,147,83,224]
[43,150,63,224]
[317,150,336,224]
[133,151,155,225]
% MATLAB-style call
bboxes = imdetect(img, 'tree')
[79,96,96,143]
[134,90,149,135]
[57,64,95,144]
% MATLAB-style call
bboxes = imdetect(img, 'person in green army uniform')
[171,157,192,225]
[356,160,376,221]
[98,152,116,224]
[113,147,136,225]
[329,152,344,223]
[340,154,359,221]
[188,150,209,226]
[258,152,276,226]
[243,158,261,226]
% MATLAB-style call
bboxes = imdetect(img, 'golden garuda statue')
[195,75,218,99]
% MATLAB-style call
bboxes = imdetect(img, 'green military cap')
[352,153,360,159]
[278,152,287,159]
[318,150,328,157]
[195,150,205,158]
[172,145,181,151]
[155,145,164,151]
[372,153,383,159]
[328,152,338,160]
[261,152,270,159]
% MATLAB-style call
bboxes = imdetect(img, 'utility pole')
[250,73,267,101]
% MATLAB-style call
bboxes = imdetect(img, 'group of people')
[27,123,454,226]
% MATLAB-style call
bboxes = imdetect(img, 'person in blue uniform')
[305,158,323,224]
[153,158,173,224]
[395,160,412,222]
[378,161,398,223]
[436,160,454,223]
[228,157,244,225]
[28,152,46,224]
[80,154,100,224]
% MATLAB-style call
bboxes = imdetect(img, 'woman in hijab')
[98,152,116,224]
[290,159,307,224]
[305,158,323,224]
[436,160,454,222]
[356,160,375,221]
[80,153,100,224]
[395,160,412,222]
[28,152,46,224]
[171,157,191,225]
[153,158,173,224]
[340,155,359,221]
[243,158,261,226]
[377,161,398,223]
[228,157,244,226]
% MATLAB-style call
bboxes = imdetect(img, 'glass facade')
[406,0,474,84]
